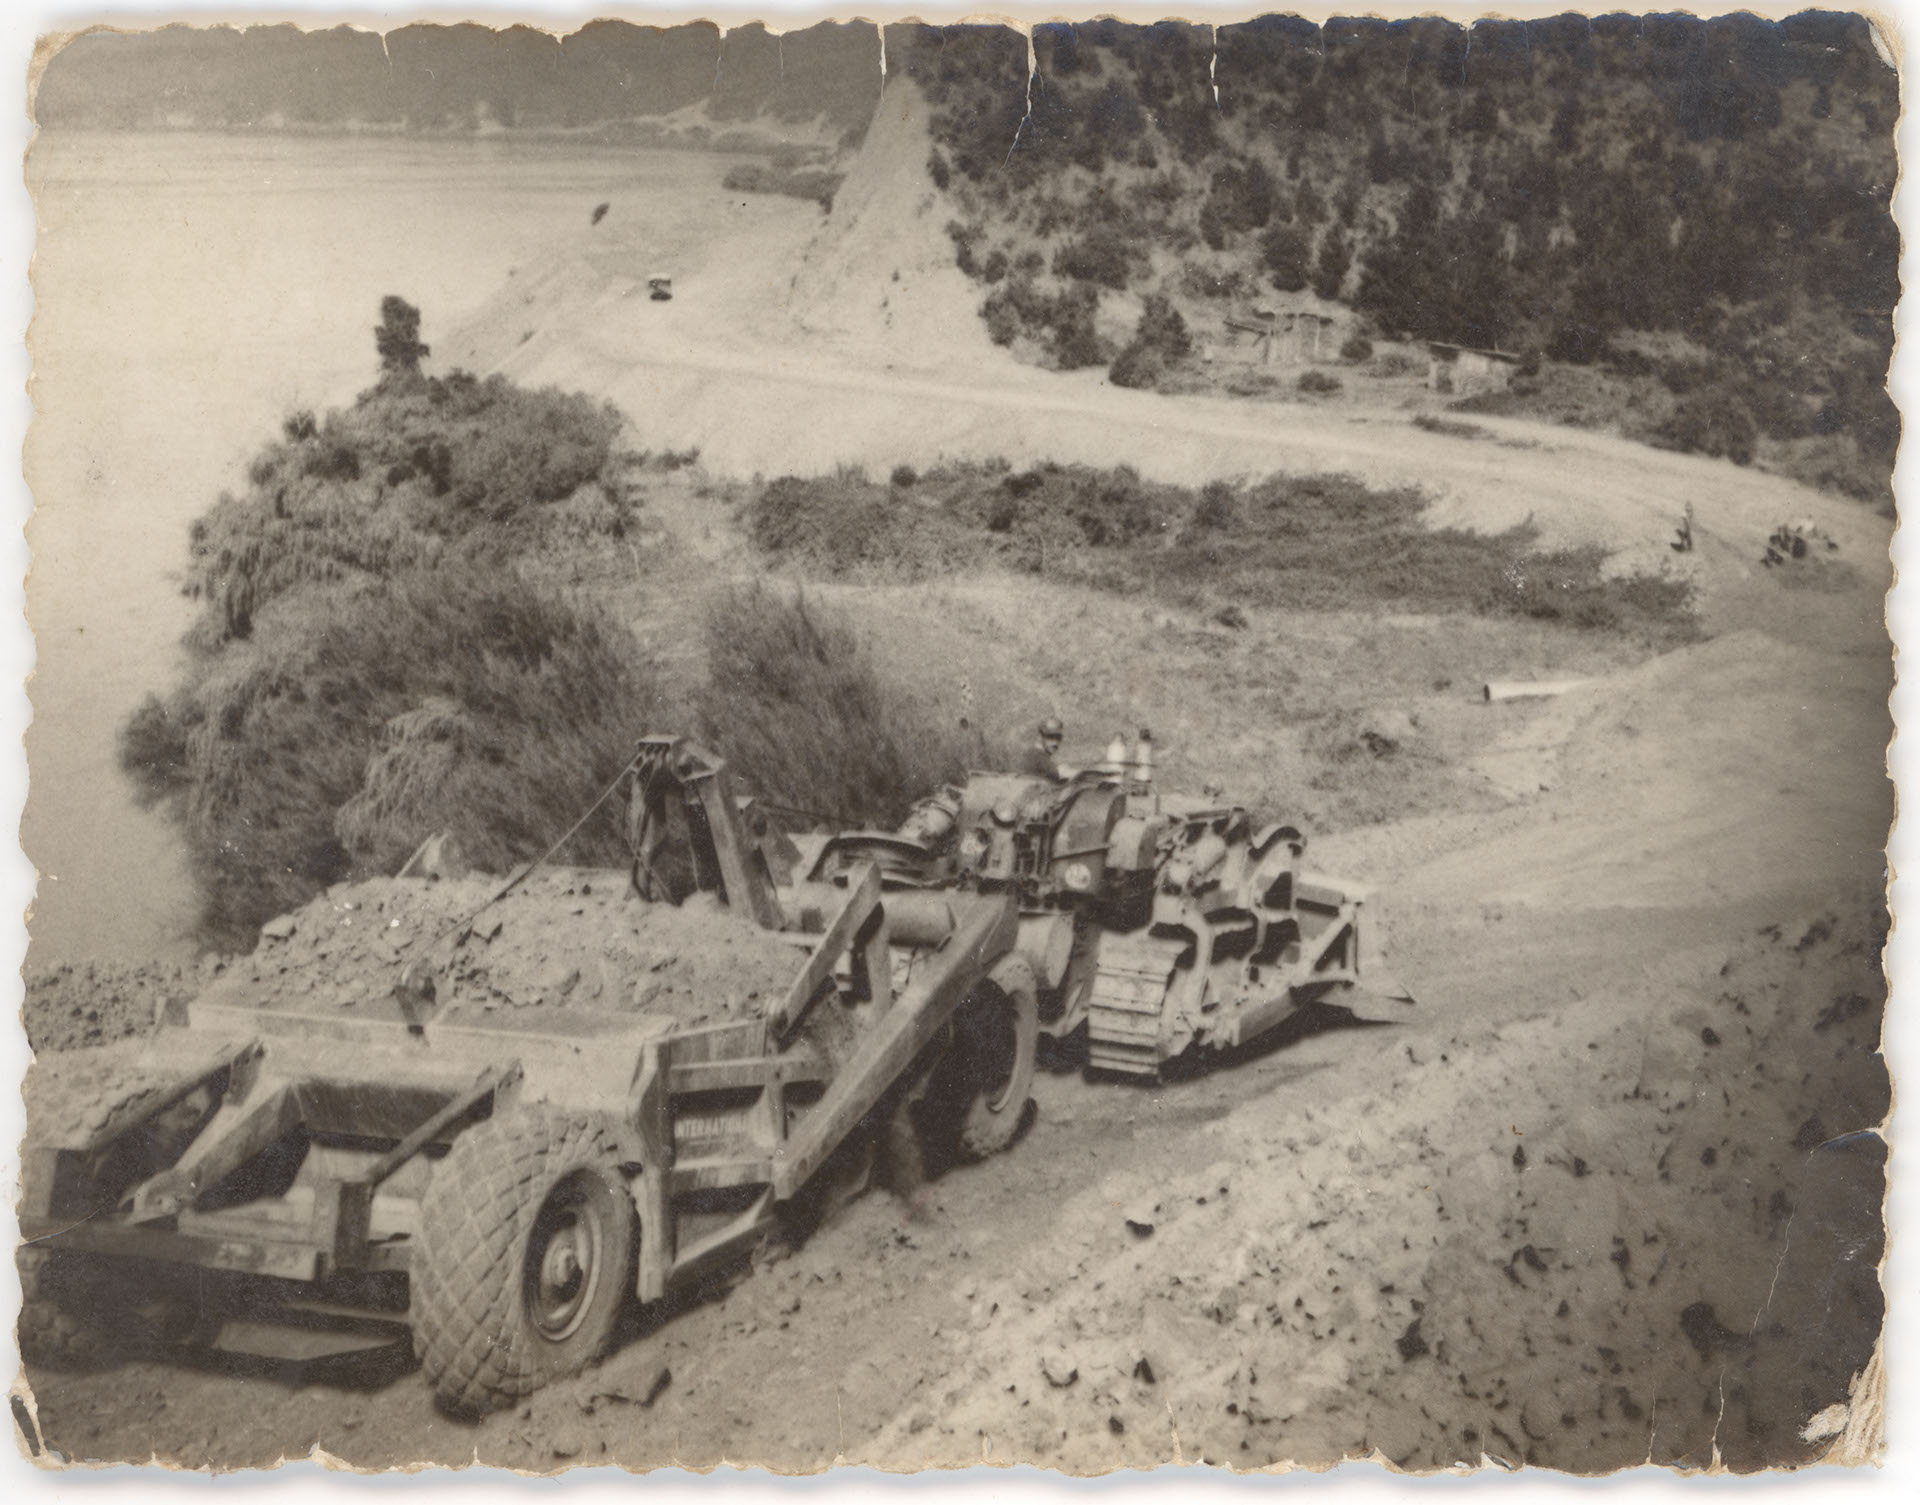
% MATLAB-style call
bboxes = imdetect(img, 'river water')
[21,131,730,966]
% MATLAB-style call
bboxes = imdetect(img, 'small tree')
[375,296,430,382]
[1110,294,1192,391]
[1262,225,1311,293]
[1312,225,1351,302]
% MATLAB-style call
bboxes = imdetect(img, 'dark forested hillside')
[33,19,882,140]
[897,11,1898,501]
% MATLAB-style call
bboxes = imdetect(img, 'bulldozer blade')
[201,1309,413,1379]
[1344,978,1417,1018]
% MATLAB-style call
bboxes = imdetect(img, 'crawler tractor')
[19,737,1037,1414]
[799,731,1386,1078]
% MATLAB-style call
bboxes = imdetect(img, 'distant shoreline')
[29,115,844,157]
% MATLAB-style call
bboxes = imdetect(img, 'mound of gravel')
[21,959,200,1054]
[203,867,808,1028]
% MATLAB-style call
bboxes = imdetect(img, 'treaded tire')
[951,955,1040,1161]
[411,1112,636,1416]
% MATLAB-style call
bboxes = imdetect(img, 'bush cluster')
[980,278,1110,369]
[185,368,627,643]
[123,301,646,944]
[908,15,1896,502]
[744,460,1696,647]
[124,565,656,945]
[693,584,1004,830]
[1655,387,1759,465]
[1109,294,1193,390]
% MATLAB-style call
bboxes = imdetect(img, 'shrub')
[1413,413,1489,440]
[124,564,657,945]
[1190,480,1237,532]
[981,275,1110,365]
[1052,228,1135,291]
[1340,332,1374,364]
[1108,342,1166,390]
[694,584,996,829]
[982,287,1023,346]
[1181,262,1248,301]
[1658,387,1758,465]
[747,472,958,576]
[1261,225,1311,293]
[375,295,429,383]
[1109,293,1192,390]
[1312,225,1351,302]
[1135,294,1192,360]
[890,464,919,489]
[1046,285,1111,370]
[1298,370,1344,395]
[183,368,628,642]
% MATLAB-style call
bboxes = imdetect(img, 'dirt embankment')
[872,891,1886,1473]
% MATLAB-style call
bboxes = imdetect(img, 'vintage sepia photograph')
[3,0,1905,1484]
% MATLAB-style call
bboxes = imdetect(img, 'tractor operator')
[1023,716,1067,781]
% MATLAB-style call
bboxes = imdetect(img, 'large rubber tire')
[950,955,1040,1161]
[411,1113,637,1416]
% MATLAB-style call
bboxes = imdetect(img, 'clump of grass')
[124,564,658,947]
[694,583,1004,829]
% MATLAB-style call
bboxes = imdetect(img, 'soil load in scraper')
[797,729,1401,1078]
[18,737,1037,1415]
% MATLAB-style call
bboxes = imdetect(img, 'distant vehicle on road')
[647,273,673,302]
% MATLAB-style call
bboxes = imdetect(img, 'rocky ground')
[20,959,200,1054]
[188,869,805,1031]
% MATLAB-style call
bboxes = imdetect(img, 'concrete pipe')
[1483,678,1594,703]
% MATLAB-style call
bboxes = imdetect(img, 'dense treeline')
[899,12,1897,498]
[36,19,881,137]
